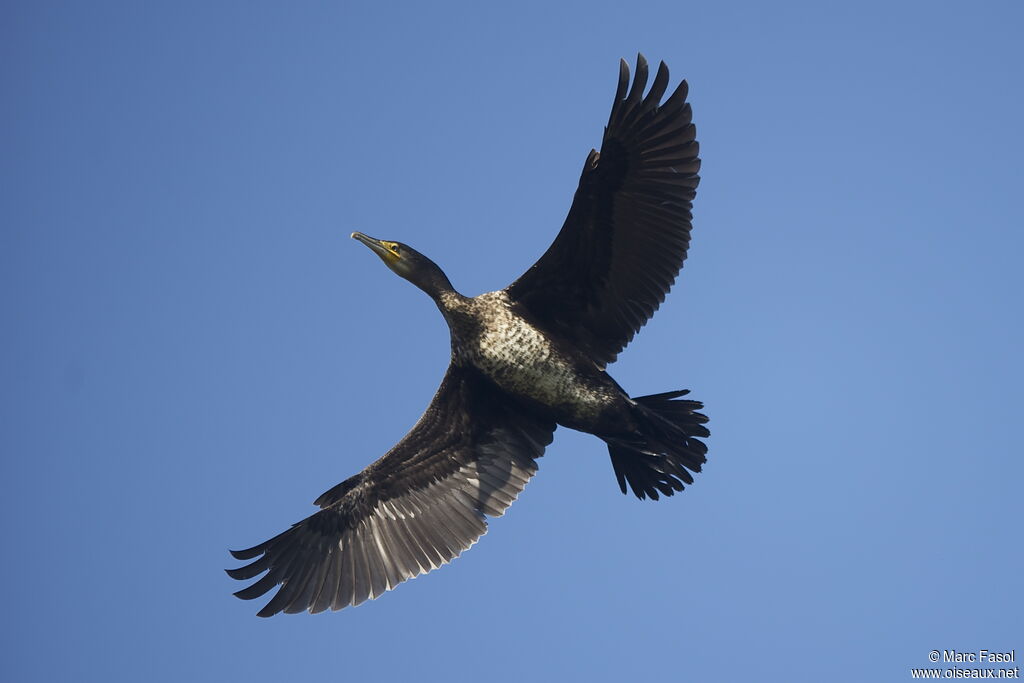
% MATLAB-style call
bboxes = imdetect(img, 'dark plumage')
[228,55,709,617]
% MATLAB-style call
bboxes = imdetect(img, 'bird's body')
[229,55,710,617]
[441,290,620,430]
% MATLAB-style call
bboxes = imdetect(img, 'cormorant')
[228,55,708,616]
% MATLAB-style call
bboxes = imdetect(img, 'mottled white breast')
[455,291,607,417]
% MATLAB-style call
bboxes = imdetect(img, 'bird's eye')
[390,244,400,253]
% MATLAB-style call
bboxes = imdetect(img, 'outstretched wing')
[506,55,700,367]
[227,366,555,617]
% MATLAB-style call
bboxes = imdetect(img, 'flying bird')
[228,54,708,616]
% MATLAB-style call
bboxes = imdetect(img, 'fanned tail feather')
[607,390,709,500]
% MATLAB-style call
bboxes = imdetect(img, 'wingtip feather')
[625,55,649,105]
[229,545,264,561]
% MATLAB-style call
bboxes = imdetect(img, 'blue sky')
[3,2,1022,681]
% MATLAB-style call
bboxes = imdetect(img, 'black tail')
[606,390,709,500]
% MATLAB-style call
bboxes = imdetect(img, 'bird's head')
[351,232,454,298]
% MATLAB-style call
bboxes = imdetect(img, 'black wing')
[227,366,555,617]
[506,55,700,367]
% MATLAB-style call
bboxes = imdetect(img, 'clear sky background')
[3,2,1022,681]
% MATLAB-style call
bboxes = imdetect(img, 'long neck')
[405,256,458,302]
[415,266,456,301]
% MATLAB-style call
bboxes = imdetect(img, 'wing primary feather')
[369,515,404,590]
[233,568,281,601]
[374,514,414,580]
[349,524,373,607]
[282,551,328,615]
[644,61,670,108]
[363,523,390,599]
[607,58,631,126]
[617,54,649,128]
[259,560,311,617]
[230,530,303,599]
[310,546,342,613]
[333,532,356,610]
[229,537,274,561]
[225,552,273,580]
[624,54,649,105]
